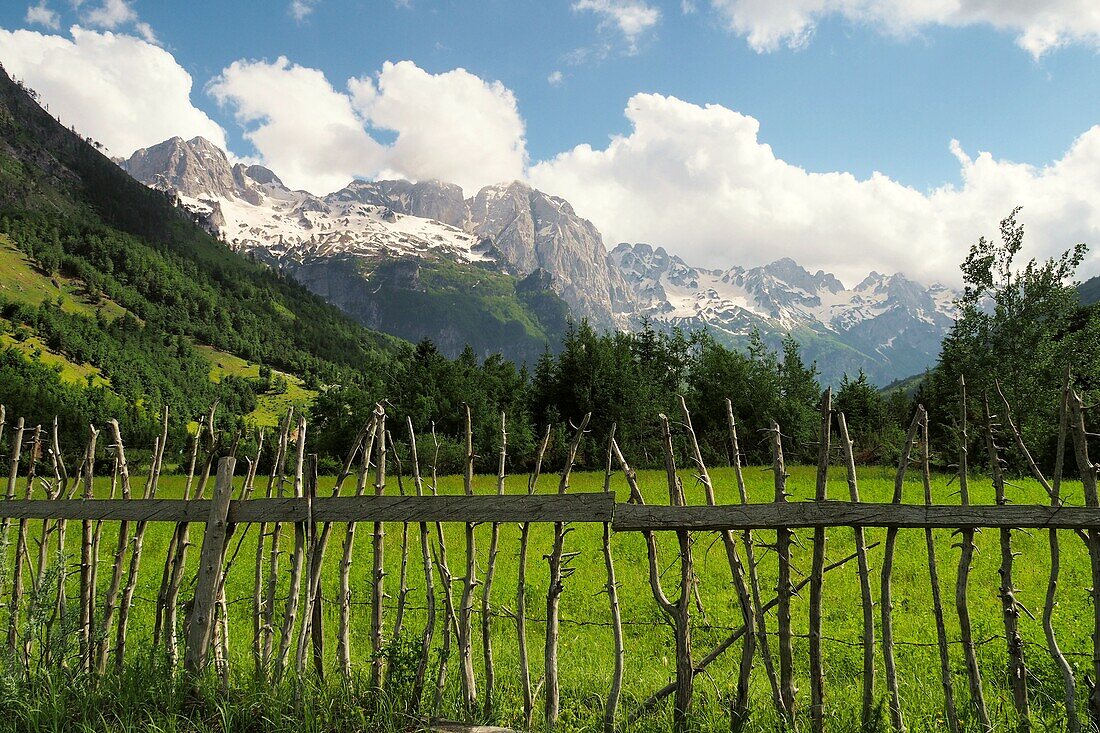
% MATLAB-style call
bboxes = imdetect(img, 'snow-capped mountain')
[121,136,629,329]
[611,243,956,385]
[120,136,956,383]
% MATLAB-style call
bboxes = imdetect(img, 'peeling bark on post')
[920,411,959,733]
[182,457,236,677]
[681,397,755,731]
[545,412,591,730]
[837,411,876,728]
[457,404,478,712]
[882,408,922,732]
[956,377,992,732]
[370,407,388,690]
[772,420,797,722]
[982,394,1029,729]
[728,401,783,716]
[1069,389,1100,729]
[8,425,40,661]
[274,415,307,680]
[78,424,96,674]
[809,389,832,733]
[482,412,506,718]
[518,424,551,729]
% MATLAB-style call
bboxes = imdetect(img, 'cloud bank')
[3,25,1100,285]
[709,0,1100,58]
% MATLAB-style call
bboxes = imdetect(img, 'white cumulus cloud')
[709,0,1100,57]
[529,93,1100,285]
[0,26,226,156]
[24,2,60,30]
[573,0,661,50]
[208,58,527,195]
[208,56,384,195]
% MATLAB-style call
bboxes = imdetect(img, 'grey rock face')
[467,181,633,327]
[121,136,239,199]
[330,179,469,228]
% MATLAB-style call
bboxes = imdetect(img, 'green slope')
[0,64,393,445]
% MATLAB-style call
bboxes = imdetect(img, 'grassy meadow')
[0,461,1093,732]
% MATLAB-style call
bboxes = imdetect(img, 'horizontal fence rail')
[0,378,1098,733]
[3,495,1100,529]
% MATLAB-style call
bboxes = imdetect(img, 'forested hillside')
[0,63,402,448]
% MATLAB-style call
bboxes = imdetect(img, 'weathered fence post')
[183,456,236,677]
[728,402,783,715]
[920,410,959,733]
[771,420,797,722]
[1068,388,1100,728]
[982,394,1029,729]
[882,408,922,732]
[837,411,876,728]
[956,377,992,732]
[601,424,624,733]
[370,406,388,690]
[545,412,591,730]
[680,397,755,731]
[482,412,507,718]
[274,414,307,679]
[809,388,832,733]
[518,424,552,729]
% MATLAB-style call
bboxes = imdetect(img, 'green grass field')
[1,462,1091,731]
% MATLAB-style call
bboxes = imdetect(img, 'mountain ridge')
[120,135,957,385]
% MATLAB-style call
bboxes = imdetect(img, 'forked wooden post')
[728,402,783,715]
[1068,389,1100,729]
[518,424,551,729]
[680,397,755,732]
[956,377,992,732]
[482,412,507,718]
[982,394,1029,729]
[837,412,876,728]
[183,456,236,677]
[457,404,477,710]
[545,411,591,730]
[370,407,388,690]
[771,420,796,722]
[920,410,959,733]
[882,407,922,732]
[600,424,624,733]
[809,388,832,733]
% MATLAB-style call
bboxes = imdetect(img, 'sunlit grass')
[0,464,1090,731]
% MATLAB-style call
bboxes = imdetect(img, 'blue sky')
[3,0,1100,283]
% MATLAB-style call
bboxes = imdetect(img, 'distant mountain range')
[121,136,959,384]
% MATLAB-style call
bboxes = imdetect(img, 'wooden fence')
[0,375,1098,733]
